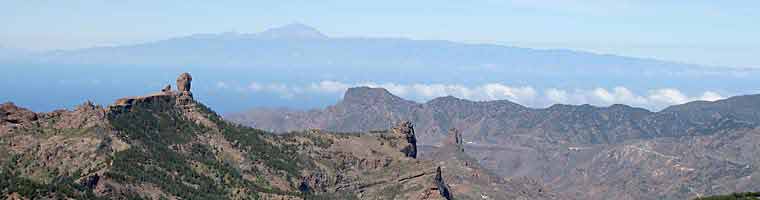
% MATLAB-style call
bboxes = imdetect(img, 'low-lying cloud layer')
[216,80,726,111]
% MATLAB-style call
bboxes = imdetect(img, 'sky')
[1,0,759,68]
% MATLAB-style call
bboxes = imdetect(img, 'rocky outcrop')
[443,128,464,152]
[392,121,418,158]
[161,85,171,92]
[110,93,177,112]
[176,72,192,97]
[0,102,39,135]
[111,73,195,111]
[107,73,216,130]
[2,101,108,135]
[434,166,453,200]
[289,128,461,199]
[175,73,194,108]
[412,167,453,200]
[43,101,107,130]
[421,127,562,200]
[1,102,38,124]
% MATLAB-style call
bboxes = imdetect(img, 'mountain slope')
[0,74,472,200]
[230,86,760,200]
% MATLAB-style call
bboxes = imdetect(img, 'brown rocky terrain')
[229,86,760,200]
[0,74,480,199]
[421,128,562,200]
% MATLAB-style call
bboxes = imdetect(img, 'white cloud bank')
[216,80,727,111]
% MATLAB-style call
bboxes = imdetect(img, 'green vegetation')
[216,122,303,179]
[107,101,232,199]
[1,98,362,199]
[695,192,760,200]
[379,184,403,199]
[199,103,308,179]
[302,192,359,200]
[0,159,104,199]
[105,99,309,199]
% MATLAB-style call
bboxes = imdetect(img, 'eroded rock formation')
[392,121,418,158]
[176,72,192,96]
[434,166,453,200]
[444,128,464,152]
[414,167,453,200]
[111,73,195,111]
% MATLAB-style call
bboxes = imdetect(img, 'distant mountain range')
[3,23,759,113]
[229,86,760,145]
[228,86,760,200]
[8,23,752,78]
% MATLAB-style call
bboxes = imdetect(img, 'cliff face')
[0,74,460,200]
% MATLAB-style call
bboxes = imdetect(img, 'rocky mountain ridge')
[230,86,760,145]
[0,74,557,200]
[1,74,445,199]
[229,86,760,200]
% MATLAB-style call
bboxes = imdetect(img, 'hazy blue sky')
[2,0,759,68]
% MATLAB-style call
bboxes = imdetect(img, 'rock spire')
[176,72,192,97]
[444,128,465,152]
[392,121,418,158]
